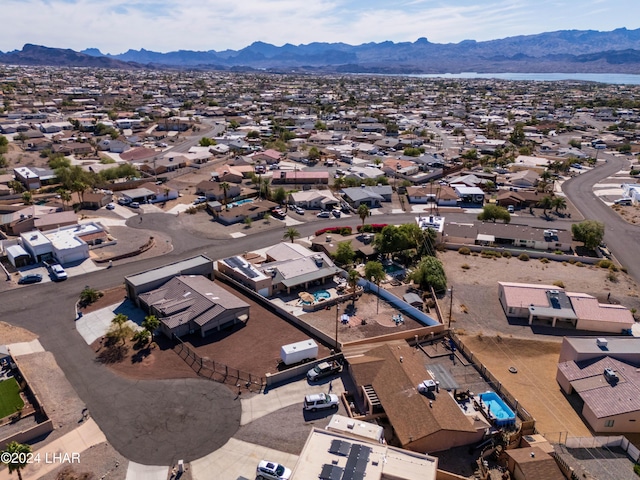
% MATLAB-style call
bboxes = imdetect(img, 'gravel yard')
[0,321,38,343]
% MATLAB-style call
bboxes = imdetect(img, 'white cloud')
[1,0,638,53]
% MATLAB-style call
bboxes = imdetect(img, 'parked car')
[105,203,116,210]
[306,361,342,382]
[293,206,305,215]
[507,205,515,213]
[614,198,632,206]
[117,197,131,206]
[18,273,43,285]
[331,209,341,218]
[303,392,339,412]
[49,263,67,281]
[317,211,330,218]
[193,196,207,205]
[256,460,291,480]
[129,202,140,209]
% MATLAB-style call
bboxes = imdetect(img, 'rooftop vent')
[597,338,608,348]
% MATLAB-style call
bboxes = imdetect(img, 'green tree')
[199,137,216,147]
[2,441,32,480]
[410,256,447,292]
[21,191,33,205]
[308,146,321,161]
[477,204,511,223]
[334,241,355,266]
[246,130,260,139]
[572,220,605,250]
[142,315,160,345]
[273,187,287,204]
[509,122,525,146]
[283,227,300,243]
[364,261,386,313]
[0,135,8,154]
[618,143,632,154]
[357,204,370,227]
[347,269,361,305]
[243,216,252,228]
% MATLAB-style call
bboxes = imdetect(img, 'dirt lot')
[462,335,592,438]
[301,291,427,343]
[0,321,38,343]
[441,248,639,439]
[441,250,640,339]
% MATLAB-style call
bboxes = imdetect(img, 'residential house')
[272,171,329,185]
[498,282,634,332]
[346,342,486,453]
[342,186,392,208]
[288,190,339,210]
[139,155,188,175]
[290,428,438,480]
[508,170,539,188]
[138,275,250,338]
[557,337,640,433]
[195,181,241,201]
[81,191,113,210]
[14,167,41,190]
[216,200,278,226]
[505,447,565,480]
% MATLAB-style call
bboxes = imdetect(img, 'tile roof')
[350,343,476,447]
[558,357,640,418]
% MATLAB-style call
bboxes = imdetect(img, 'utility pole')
[448,286,454,329]
[335,303,341,351]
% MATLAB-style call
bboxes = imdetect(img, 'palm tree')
[357,204,370,228]
[59,189,72,210]
[538,195,554,217]
[111,313,129,345]
[71,180,87,204]
[283,227,300,243]
[220,182,230,210]
[552,196,567,214]
[347,269,361,305]
[142,315,160,345]
[364,261,385,314]
[2,441,32,480]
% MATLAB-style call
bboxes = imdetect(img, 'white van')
[303,393,339,412]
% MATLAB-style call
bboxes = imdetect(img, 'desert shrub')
[553,280,565,288]
[518,253,530,261]
[436,243,446,252]
[481,250,501,258]
[575,262,584,267]
[185,206,198,214]
[568,259,576,264]
[357,223,387,233]
[539,258,550,264]
[597,259,614,269]
[621,266,628,273]
[502,251,512,258]
[607,270,619,282]
[634,463,640,477]
[461,264,470,270]
[554,250,563,255]
[340,227,353,235]
[458,247,471,255]
[80,287,103,308]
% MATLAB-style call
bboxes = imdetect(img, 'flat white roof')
[21,230,51,248]
[45,223,101,250]
[291,428,437,480]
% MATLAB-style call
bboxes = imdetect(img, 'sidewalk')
[0,419,106,480]
[7,340,44,357]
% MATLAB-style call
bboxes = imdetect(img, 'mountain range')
[2,28,640,73]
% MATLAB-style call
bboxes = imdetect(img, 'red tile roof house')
[498,282,634,333]
[557,337,640,433]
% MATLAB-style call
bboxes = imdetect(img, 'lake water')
[406,72,640,85]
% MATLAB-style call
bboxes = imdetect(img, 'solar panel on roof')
[329,439,352,456]
[319,464,344,480]
[343,444,371,480]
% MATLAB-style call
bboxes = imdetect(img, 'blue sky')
[2,0,639,53]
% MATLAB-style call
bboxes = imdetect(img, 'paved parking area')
[76,300,144,345]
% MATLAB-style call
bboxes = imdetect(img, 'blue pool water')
[479,391,516,427]
[384,263,404,274]
[301,290,331,305]
[231,199,253,208]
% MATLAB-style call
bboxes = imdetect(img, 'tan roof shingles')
[351,343,476,447]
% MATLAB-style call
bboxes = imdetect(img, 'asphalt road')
[562,152,640,282]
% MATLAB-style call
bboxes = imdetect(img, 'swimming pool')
[384,263,404,274]
[301,290,331,305]
[230,199,254,208]
[479,391,516,427]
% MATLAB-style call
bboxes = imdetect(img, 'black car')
[18,273,43,285]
